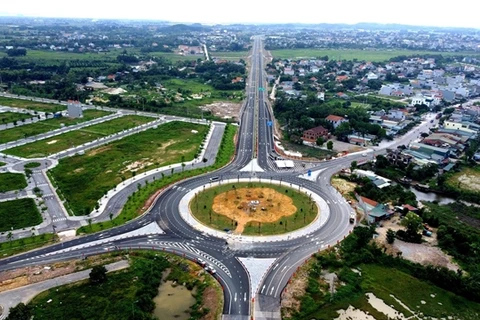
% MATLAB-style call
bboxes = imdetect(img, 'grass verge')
[0,233,55,258]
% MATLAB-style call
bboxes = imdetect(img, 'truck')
[349,213,356,224]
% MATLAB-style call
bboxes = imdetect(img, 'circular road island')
[190,182,319,236]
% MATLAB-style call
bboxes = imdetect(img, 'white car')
[362,153,367,157]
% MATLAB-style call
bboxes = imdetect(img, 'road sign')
[307,170,312,177]
[267,120,273,127]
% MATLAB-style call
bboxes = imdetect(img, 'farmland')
[269,48,480,62]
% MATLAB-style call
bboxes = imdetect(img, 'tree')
[89,265,107,284]
[386,228,396,244]
[7,231,13,245]
[316,136,325,146]
[334,122,352,140]
[400,212,423,237]
[326,140,333,150]
[420,132,429,138]
[6,303,32,320]
[350,161,358,172]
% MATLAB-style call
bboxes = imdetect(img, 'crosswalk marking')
[153,241,231,277]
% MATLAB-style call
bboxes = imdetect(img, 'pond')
[152,271,196,320]
[408,187,456,205]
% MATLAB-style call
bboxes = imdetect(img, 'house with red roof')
[302,126,329,142]
[326,114,348,129]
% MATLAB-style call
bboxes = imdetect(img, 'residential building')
[326,114,348,129]
[302,126,329,142]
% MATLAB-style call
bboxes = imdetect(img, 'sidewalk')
[0,260,129,319]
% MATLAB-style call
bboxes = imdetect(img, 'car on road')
[209,176,220,182]
[196,258,206,267]
[205,265,216,274]
[362,153,367,157]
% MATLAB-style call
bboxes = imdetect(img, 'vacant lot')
[4,115,151,158]
[149,51,200,62]
[270,48,480,62]
[0,172,27,193]
[0,109,112,144]
[51,121,208,215]
[210,51,248,61]
[286,263,480,320]
[27,252,221,320]
[0,198,41,232]
[0,111,33,124]
[447,167,480,193]
[0,96,65,113]
[191,182,318,235]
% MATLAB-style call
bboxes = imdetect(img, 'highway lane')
[0,36,414,320]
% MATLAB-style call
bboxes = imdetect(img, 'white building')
[67,100,83,118]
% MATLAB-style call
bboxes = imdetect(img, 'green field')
[191,182,317,235]
[0,96,65,113]
[300,263,480,320]
[150,51,201,62]
[0,48,137,62]
[4,115,151,158]
[27,252,220,320]
[0,162,5,167]
[78,123,236,234]
[0,111,33,125]
[270,48,480,62]
[210,51,248,61]
[51,121,208,215]
[0,109,112,144]
[0,198,42,232]
[446,166,480,193]
[0,172,27,193]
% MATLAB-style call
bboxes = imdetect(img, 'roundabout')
[179,178,331,242]
[190,182,318,235]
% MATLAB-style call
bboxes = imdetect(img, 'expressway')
[0,37,413,320]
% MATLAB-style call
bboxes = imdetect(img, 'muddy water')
[152,272,196,320]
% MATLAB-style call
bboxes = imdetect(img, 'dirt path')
[212,187,296,234]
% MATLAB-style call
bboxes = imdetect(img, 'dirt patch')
[200,286,221,320]
[88,145,111,156]
[212,187,296,234]
[375,216,460,271]
[331,177,357,201]
[0,255,123,293]
[121,159,153,173]
[280,262,309,318]
[200,102,241,122]
[73,167,84,173]
[457,173,480,192]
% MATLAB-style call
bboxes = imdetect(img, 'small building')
[302,126,329,142]
[67,100,83,118]
[357,196,392,223]
[326,115,348,129]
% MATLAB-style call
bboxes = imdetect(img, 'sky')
[1,0,479,29]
